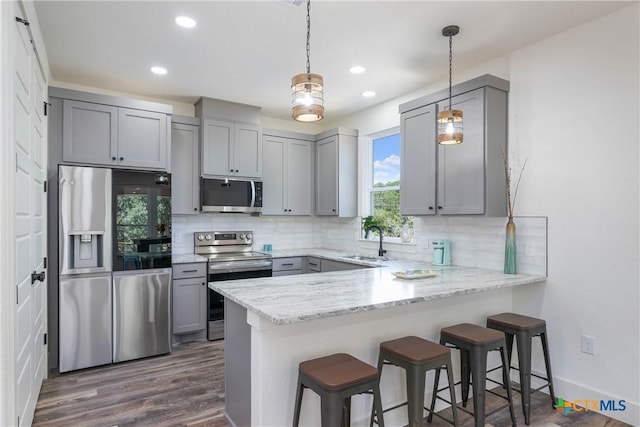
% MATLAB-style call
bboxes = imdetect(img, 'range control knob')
[239,233,245,240]
[197,234,205,241]
[205,234,212,241]
[246,233,253,240]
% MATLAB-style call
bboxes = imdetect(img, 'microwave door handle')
[250,181,256,207]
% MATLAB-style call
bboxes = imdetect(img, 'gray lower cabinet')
[62,99,169,170]
[262,135,312,215]
[320,259,371,272]
[400,76,508,216]
[272,257,303,276]
[172,263,207,335]
[315,128,358,217]
[201,118,262,178]
[171,118,200,214]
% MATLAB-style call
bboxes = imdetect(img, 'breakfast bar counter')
[210,257,546,426]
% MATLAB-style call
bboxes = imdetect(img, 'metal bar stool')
[293,353,385,427]
[370,336,459,427]
[430,323,517,427]
[486,312,555,425]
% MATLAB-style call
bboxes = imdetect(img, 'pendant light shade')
[438,25,463,145]
[291,0,324,122]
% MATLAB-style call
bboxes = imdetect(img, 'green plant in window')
[361,215,379,238]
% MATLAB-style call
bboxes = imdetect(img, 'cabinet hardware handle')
[202,282,205,286]
[112,156,116,161]
[437,206,443,210]
[182,269,198,273]
[230,169,234,172]
[235,169,239,173]
[428,206,434,210]
[332,209,336,212]
[309,262,318,266]
[119,157,124,161]
[194,207,197,211]
[281,263,294,266]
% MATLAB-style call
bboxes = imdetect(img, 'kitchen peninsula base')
[222,283,543,426]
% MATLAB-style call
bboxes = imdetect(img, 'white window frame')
[363,126,403,242]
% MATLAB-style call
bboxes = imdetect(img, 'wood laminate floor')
[33,341,631,427]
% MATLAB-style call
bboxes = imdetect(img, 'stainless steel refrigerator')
[58,165,171,373]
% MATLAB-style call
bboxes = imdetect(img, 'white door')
[14,11,47,427]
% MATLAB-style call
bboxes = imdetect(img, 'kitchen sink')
[342,255,381,262]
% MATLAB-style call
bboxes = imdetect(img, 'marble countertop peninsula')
[209,249,546,325]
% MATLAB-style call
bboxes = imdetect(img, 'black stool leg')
[500,347,517,427]
[427,366,441,423]
[460,349,471,407]
[516,330,532,425]
[370,353,385,427]
[293,380,304,427]
[469,347,487,427]
[406,364,426,427]
[321,392,344,427]
[503,333,514,389]
[343,396,351,426]
[540,331,556,407]
[372,382,386,427]
[445,360,460,427]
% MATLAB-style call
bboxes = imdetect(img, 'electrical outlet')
[525,242,535,256]
[581,335,595,355]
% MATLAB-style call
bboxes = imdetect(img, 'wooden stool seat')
[372,336,458,427]
[299,353,378,390]
[432,323,516,427]
[487,313,555,425]
[380,335,450,363]
[293,353,385,427]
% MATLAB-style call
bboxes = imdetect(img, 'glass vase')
[504,216,517,274]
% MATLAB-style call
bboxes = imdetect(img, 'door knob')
[31,270,45,284]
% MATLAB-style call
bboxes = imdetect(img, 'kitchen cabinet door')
[262,136,285,215]
[233,123,262,178]
[436,88,485,214]
[171,122,200,214]
[286,140,312,215]
[172,263,207,335]
[400,104,437,216]
[201,119,233,176]
[315,135,338,215]
[62,99,118,166]
[118,108,167,169]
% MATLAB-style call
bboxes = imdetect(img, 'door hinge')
[15,17,29,26]
[43,180,47,192]
[44,257,47,268]
[44,101,51,116]
[43,333,47,345]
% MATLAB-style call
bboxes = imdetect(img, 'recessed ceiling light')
[175,16,196,28]
[349,66,366,74]
[151,66,168,75]
[362,91,376,98]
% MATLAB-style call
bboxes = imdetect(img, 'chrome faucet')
[366,225,387,258]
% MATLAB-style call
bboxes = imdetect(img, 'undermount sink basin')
[342,255,381,262]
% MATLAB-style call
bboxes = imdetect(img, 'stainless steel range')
[194,231,272,340]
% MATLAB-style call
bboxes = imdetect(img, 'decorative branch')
[500,147,527,218]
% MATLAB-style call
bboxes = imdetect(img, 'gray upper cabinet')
[262,135,312,216]
[315,128,358,217]
[59,91,171,171]
[400,104,437,215]
[201,118,262,178]
[399,75,508,216]
[171,118,200,214]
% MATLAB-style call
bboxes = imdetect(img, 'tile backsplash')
[172,214,547,276]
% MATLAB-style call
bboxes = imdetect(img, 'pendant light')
[438,25,463,145]
[291,0,324,122]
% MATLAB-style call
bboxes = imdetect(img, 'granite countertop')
[172,253,208,264]
[209,251,546,325]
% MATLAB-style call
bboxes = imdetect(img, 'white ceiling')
[34,1,631,121]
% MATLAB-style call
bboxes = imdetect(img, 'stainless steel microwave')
[200,178,263,213]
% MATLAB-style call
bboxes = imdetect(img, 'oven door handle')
[209,259,273,274]
[250,181,256,208]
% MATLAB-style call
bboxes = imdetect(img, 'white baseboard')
[551,374,638,426]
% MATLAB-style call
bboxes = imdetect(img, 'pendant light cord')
[306,0,311,74]
[448,33,453,111]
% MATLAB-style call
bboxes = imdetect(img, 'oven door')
[207,267,272,341]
